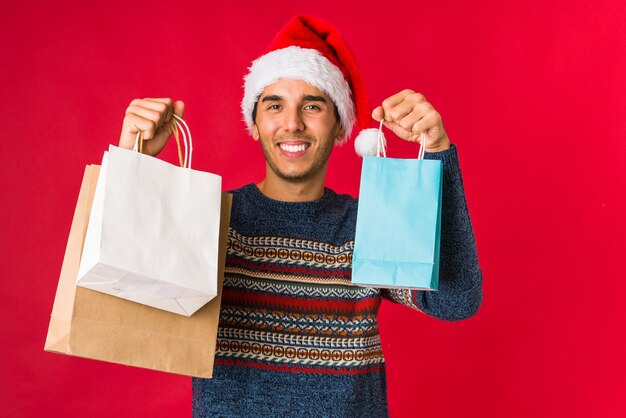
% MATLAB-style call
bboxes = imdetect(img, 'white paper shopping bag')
[77,116,222,316]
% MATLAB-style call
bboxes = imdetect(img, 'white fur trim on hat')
[242,46,355,143]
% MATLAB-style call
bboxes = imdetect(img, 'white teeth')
[280,144,307,152]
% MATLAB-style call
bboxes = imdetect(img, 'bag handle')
[376,119,426,160]
[133,114,193,169]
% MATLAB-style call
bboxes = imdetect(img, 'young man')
[119,15,481,418]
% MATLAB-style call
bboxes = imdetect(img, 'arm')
[381,145,482,321]
[373,90,482,320]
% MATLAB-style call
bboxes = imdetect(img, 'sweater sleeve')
[381,144,483,321]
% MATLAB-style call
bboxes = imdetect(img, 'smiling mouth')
[279,143,309,152]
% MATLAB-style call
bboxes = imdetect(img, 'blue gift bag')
[352,132,443,290]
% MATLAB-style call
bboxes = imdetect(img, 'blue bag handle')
[375,119,426,160]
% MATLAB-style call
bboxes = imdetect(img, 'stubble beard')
[259,132,335,182]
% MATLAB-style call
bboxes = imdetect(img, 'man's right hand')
[119,98,185,156]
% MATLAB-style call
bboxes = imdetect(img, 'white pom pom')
[354,128,385,157]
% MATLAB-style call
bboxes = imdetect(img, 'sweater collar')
[241,183,335,215]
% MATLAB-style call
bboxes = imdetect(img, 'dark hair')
[252,99,341,124]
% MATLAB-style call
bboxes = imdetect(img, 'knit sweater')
[192,145,482,417]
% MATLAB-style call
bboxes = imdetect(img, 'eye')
[267,104,281,110]
[304,104,321,111]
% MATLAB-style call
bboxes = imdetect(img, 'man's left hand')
[372,89,451,152]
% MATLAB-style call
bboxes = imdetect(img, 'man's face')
[252,78,343,182]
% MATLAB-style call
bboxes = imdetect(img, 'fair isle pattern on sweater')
[226,229,354,285]
[215,228,385,374]
[192,145,482,417]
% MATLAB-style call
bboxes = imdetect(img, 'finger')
[144,98,174,125]
[126,105,165,130]
[130,98,172,116]
[173,100,185,118]
[144,97,173,104]
[398,102,433,132]
[380,89,416,115]
[383,92,427,124]
[411,110,440,136]
[121,113,159,143]
[382,119,414,141]
[371,106,384,122]
[384,100,415,125]
[126,99,172,130]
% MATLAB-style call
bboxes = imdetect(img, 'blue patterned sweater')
[192,145,482,417]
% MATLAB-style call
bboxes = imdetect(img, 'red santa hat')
[242,15,379,151]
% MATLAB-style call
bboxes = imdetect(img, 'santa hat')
[242,15,380,153]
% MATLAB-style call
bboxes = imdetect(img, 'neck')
[256,164,327,202]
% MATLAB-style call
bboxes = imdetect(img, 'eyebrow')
[303,95,328,103]
[261,95,283,103]
[260,95,328,103]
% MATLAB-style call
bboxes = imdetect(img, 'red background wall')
[2,1,625,417]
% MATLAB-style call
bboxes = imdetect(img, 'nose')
[282,106,305,133]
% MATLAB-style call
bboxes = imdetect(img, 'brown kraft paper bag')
[44,164,231,378]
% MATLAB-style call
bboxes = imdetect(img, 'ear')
[252,124,260,141]
[334,122,345,142]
